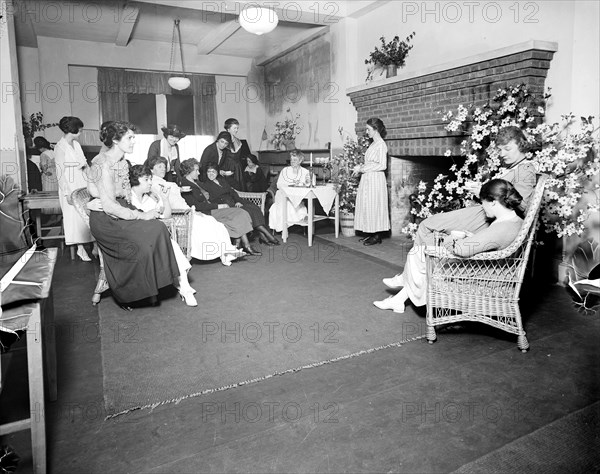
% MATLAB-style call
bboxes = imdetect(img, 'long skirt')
[415,205,489,246]
[354,171,390,233]
[239,201,265,228]
[89,211,179,303]
[209,208,253,238]
[58,192,94,245]
[191,213,240,261]
[269,190,308,232]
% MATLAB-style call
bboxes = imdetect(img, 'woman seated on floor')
[179,158,262,256]
[146,156,246,265]
[202,162,280,246]
[86,121,196,307]
[129,164,197,305]
[374,179,524,313]
[268,149,310,233]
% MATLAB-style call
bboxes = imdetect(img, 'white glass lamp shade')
[168,76,191,90]
[239,6,278,35]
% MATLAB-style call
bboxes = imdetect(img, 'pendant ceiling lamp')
[168,19,191,90]
[239,6,279,35]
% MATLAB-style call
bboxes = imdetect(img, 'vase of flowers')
[271,109,302,150]
[365,32,416,79]
[329,128,370,235]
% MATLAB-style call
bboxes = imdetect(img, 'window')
[127,94,157,134]
[166,94,195,135]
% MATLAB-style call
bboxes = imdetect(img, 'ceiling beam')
[115,3,140,47]
[196,19,240,55]
[257,26,328,66]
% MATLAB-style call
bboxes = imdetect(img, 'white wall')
[354,0,600,122]
[0,1,25,187]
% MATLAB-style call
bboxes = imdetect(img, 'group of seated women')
[84,118,532,314]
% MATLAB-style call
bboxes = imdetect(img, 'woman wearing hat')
[147,124,186,184]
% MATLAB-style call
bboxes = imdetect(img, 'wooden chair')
[424,175,548,352]
[70,188,193,305]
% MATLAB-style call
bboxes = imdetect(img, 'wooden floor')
[1,228,599,473]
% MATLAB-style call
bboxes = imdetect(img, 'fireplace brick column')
[347,41,556,235]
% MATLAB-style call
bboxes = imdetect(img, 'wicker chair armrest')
[70,187,92,225]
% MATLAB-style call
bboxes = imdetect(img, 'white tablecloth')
[281,184,338,215]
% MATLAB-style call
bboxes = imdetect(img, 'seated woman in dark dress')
[202,162,280,246]
[199,131,243,190]
[86,121,190,307]
[243,154,269,193]
[179,158,262,256]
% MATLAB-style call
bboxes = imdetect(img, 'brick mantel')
[348,40,557,156]
[346,40,557,234]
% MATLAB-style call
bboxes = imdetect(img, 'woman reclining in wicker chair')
[382,126,537,289]
[374,179,523,313]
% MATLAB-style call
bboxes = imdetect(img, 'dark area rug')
[99,234,425,417]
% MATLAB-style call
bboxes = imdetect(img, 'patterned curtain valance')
[97,68,216,96]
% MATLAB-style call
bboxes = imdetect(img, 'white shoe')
[383,274,404,289]
[221,254,235,266]
[373,297,406,314]
[77,247,91,262]
[180,291,198,307]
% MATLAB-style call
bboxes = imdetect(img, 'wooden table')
[280,184,339,246]
[21,191,73,259]
[0,248,58,474]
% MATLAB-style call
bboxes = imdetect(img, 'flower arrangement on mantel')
[402,83,600,241]
[271,108,302,150]
[328,127,370,214]
[365,33,416,67]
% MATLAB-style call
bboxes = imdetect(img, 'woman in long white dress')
[269,149,310,232]
[146,156,246,266]
[54,116,96,261]
[353,117,390,245]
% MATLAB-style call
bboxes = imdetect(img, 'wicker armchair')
[424,174,547,352]
[70,188,193,305]
[237,191,267,214]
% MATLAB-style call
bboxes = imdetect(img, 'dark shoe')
[259,237,275,246]
[271,237,281,246]
[244,246,262,256]
[358,236,369,242]
[363,235,382,246]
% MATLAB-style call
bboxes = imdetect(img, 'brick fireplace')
[347,40,557,235]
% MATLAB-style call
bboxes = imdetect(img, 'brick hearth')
[347,40,556,234]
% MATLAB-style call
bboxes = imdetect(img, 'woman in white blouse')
[268,149,310,233]
[54,116,96,261]
[353,118,390,245]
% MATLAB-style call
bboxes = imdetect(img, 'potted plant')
[22,112,57,149]
[271,108,302,150]
[329,128,370,236]
[365,32,416,79]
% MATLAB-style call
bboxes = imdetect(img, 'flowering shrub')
[329,128,370,213]
[403,84,600,239]
[271,108,302,149]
